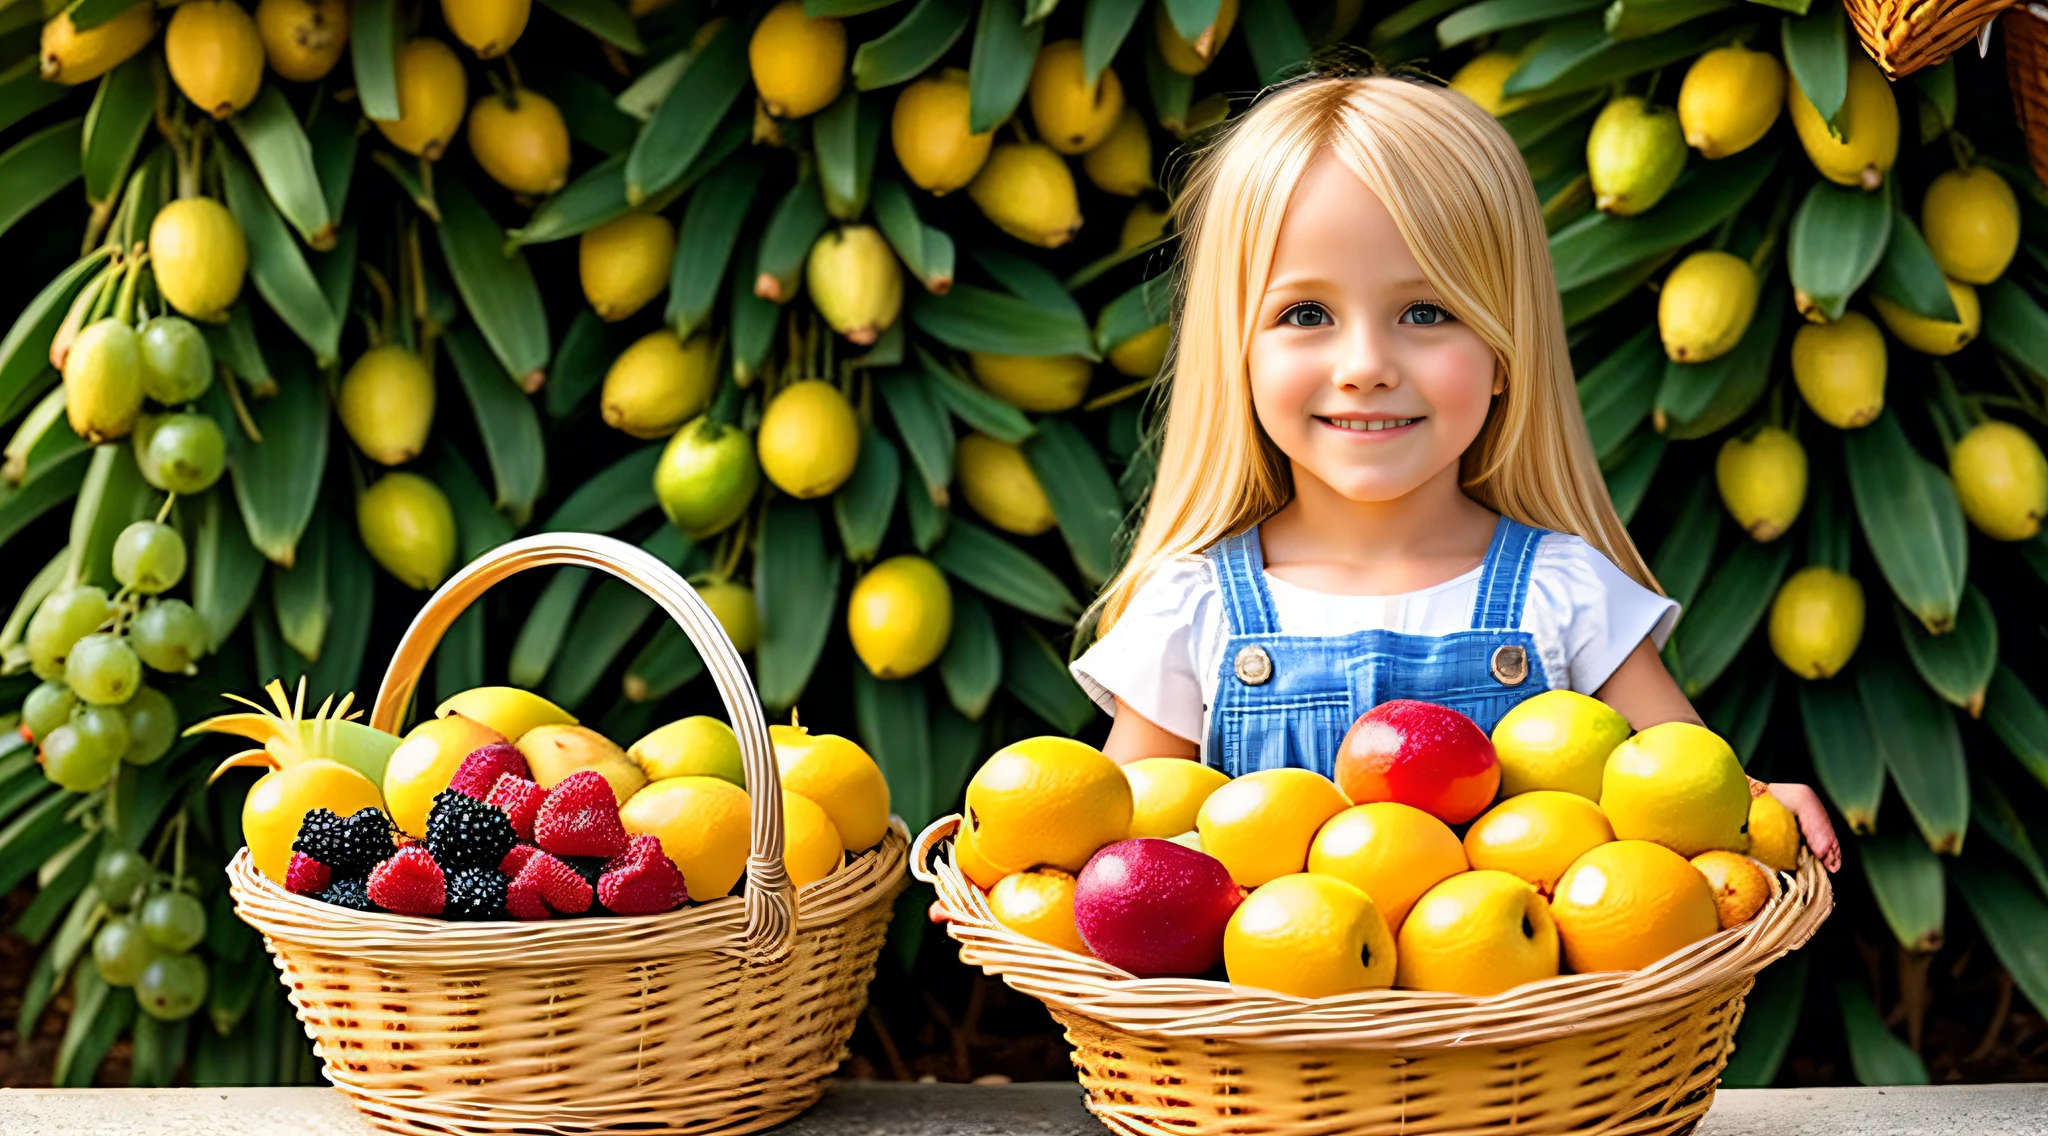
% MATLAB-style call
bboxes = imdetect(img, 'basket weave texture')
[914,815,1832,1136]
[225,533,909,1136]
[1846,0,2018,78]
[2007,6,2048,186]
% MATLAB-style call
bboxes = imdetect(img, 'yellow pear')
[1448,51,1526,117]
[1587,96,1686,215]
[374,39,468,160]
[1790,311,1885,428]
[847,555,951,679]
[602,330,716,439]
[1872,278,1978,356]
[955,433,1054,536]
[891,69,991,194]
[968,353,1092,412]
[1768,566,1865,679]
[1659,250,1757,363]
[968,143,1082,248]
[165,0,266,119]
[749,0,844,118]
[1082,107,1153,196]
[1716,426,1806,541]
[1029,40,1123,155]
[1922,166,2019,285]
[1788,54,1898,190]
[580,212,675,323]
[518,723,648,804]
[1951,420,2048,541]
[807,226,902,344]
[1677,44,1784,159]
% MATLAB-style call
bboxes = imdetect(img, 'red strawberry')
[508,850,592,919]
[500,842,541,877]
[598,836,687,915]
[485,773,547,842]
[284,852,332,896]
[534,770,629,859]
[448,742,532,799]
[366,847,446,916]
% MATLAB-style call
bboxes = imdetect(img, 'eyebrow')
[1263,274,1435,292]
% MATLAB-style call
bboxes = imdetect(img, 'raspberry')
[366,847,446,916]
[598,836,687,915]
[485,774,546,843]
[444,867,509,920]
[534,770,628,859]
[425,789,518,870]
[291,809,349,866]
[507,850,592,920]
[447,742,531,799]
[319,876,378,912]
[284,852,332,896]
[500,843,540,876]
[336,808,399,876]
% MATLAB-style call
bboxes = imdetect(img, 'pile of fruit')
[203,682,891,920]
[955,692,1805,999]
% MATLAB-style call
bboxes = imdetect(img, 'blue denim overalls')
[1202,515,1551,778]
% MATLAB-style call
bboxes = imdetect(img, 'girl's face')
[1247,155,1501,504]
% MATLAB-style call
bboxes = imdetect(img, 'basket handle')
[370,532,795,956]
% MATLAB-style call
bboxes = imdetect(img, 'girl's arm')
[1102,697,1200,764]
[1596,637,1841,871]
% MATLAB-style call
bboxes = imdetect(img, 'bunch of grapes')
[87,842,209,1022]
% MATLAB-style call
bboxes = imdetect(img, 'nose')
[1328,316,1398,393]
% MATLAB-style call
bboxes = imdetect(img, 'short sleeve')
[1069,558,1215,742]
[1526,535,1680,696]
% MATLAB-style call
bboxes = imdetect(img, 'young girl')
[1071,67,1840,871]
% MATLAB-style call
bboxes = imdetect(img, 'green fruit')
[136,316,214,404]
[62,317,144,443]
[41,724,118,791]
[112,520,188,594]
[72,702,133,761]
[358,472,458,590]
[134,951,208,1021]
[655,416,760,538]
[1587,95,1686,216]
[131,599,208,673]
[94,847,152,909]
[137,412,227,493]
[66,632,142,704]
[139,890,207,951]
[93,916,157,986]
[22,681,76,741]
[123,685,177,765]
[27,586,112,681]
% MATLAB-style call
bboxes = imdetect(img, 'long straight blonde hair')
[1091,71,1658,635]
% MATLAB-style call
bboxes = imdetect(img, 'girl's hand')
[929,900,951,925]
[1760,780,1841,872]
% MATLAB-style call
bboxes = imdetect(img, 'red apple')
[1073,838,1242,977]
[1334,700,1500,824]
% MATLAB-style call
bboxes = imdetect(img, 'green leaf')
[224,365,328,567]
[755,165,831,303]
[913,284,1099,357]
[1858,642,1968,855]
[350,0,402,121]
[932,516,1079,621]
[1080,0,1142,81]
[1576,326,1660,460]
[808,0,906,13]
[505,156,628,248]
[1845,410,1967,633]
[1503,15,1734,100]
[540,444,660,531]
[817,91,885,220]
[1984,665,2048,792]
[1003,621,1093,733]
[219,149,340,367]
[1834,978,1929,1086]
[1719,951,1808,1087]
[623,620,704,702]
[129,1013,190,1089]
[834,424,901,562]
[1600,430,1663,523]
[306,518,373,699]
[1159,0,1220,42]
[305,98,357,222]
[0,250,112,417]
[81,57,152,210]
[1981,277,2048,380]
[1026,417,1122,586]
[756,499,843,712]
[1869,209,1959,322]
[857,0,974,89]
[1549,145,1778,291]
[1604,0,1735,40]
[1780,2,1847,127]
[510,569,591,688]
[13,835,95,944]
[1952,852,2048,1026]
[938,589,1000,719]
[904,464,951,550]
[918,348,1034,443]
[730,238,780,384]
[1095,273,1171,355]
[68,442,155,592]
[878,367,955,496]
[1240,0,1310,83]
[968,0,1044,134]
[529,69,637,157]
[1801,673,1884,833]
[667,156,765,337]
[536,0,644,53]
[873,178,956,293]
[1895,586,1995,715]
[545,309,609,420]
[1860,832,1945,951]
[272,504,329,660]
[1440,0,1602,47]
[56,970,135,1087]
[437,178,551,390]
[626,17,750,204]
[543,529,690,709]
[446,325,547,525]
[0,119,84,245]
[314,223,357,326]
[1369,0,1466,44]
[0,446,88,549]
[1656,282,1786,440]
[192,485,265,651]
[430,443,516,561]
[1144,34,1193,135]
[1501,89,1605,150]
[853,668,932,829]
[1560,249,1675,326]
[1668,535,1791,696]
[205,302,274,396]
[930,698,980,808]
[230,86,336,250]
[1787,178,1890,321]
[1651,476,1720,614]
[0,58,68,139]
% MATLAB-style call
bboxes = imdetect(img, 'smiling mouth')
[1318,416,1422,432]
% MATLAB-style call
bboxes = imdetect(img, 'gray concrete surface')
[0,1080,2041,1135]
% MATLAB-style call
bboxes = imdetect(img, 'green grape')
[139,890,207,952]
[65,632,141,705]
[71,702,131,761]
[139,413,226,494]
[25,586,112,681]
[93,847,152,910]
[134,951,207,1021]
[123,685,177,766]
[131,600,208,673]
[92,915,158,987]
[21,681,76,741]
[40,724,118,791]
[136,316,213,404]
[112,520,188,594]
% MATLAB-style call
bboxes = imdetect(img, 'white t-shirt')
[1070,531,1679,745]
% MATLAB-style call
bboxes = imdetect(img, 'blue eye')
[1281,303,1331,328]
[1402,302,1455,326]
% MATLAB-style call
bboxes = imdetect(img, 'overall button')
[1234,645,1273,686]
[1490,644,1529,686]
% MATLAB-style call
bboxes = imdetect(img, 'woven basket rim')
[913,813,1832,1049]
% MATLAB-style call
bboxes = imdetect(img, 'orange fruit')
[1306,802,1467,929]
[1224,873,1395,997]
[1747,792,1802,873]
[1692,850,1774,929]
[965,737,1131,874]
[1463,790,1615,895]
[989,868,1089,954]
[1196,768,1350,887]
[1551,840,1721,973]
[1123,758,1229,838]
[952,821,1006,889]
[381,714,506,837]
[1396,870,1560,995]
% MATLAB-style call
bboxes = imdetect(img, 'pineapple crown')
[194,677,402,786]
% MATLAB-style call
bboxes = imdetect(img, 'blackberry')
[425,790,517,870]
[444,867,509,920]
[335,808,398,875]
[319,876,379,912]
[291,808,350,866]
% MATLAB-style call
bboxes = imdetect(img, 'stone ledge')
[0,1081,2042,1135]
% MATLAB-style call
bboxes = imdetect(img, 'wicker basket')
[2008,6,2048,188]
[914,815,1831,1136]
[226,533,909,1136]
[1846,0,2018,79]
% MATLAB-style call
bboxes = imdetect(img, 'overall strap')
[1470,516,1546,630]
[1206,526,1280,636]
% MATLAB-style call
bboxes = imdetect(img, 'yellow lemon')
[1490,689,1631,801]
[1396,870,1560,995]
[1659,250,1758,363]
[847,555,951,679]
[468,89,571,196]
[1083,106,1153,196]
[773,723,891,852]
[1746,792,1801,873]
[969,143,1082,248]
[1587,95,1686,216]
[337,344,435,465]
[750,0,844,118]
[358,472,457,591]
[1677,44,1784,159]
[1109,324,1170,378]
[1922,166,2019,284]
[256,0,348,82]
[1717,426,1806,541]
[953,820,1006,889]
[1951,420,2048,540]
[1196,767,1349,887]
[375,38,467,159]
[1769,566,1865,679]
[150,198,247,322]
[807,225,902,344]
[580,212,675,322]
[692,578,759,655]
[1123,758,1229,839]
[602,329,716,440]
[967,353,1092,412]
[783,789,844,888]
[382,714,508,837]
[1552,840,1721,972]
[620,776,751,900]
[441,0,527,58]
[435,686,576,743]
[518,724,647,802]
[1448,50,1526,117]
[166,0,266,119]
[892,68,991,194]
[1306,802,1467,930]
[1153,0,1237,76]
[41,2,156,85]
[1789,54,1898,189]
[1600,723,1750,857]
[1029,39,1123,154]
[990,867,1089,954]
[758,379,860,498]
[1225,874,1395,998]
[628,716,743,787]
[1462,791,1615,895]
[1872,278,1979,355]
[244,760,384,881]
[1790,311,1886,428]
[1121,199,1170,250]
[956,433,1054,536]
[1692,850,1773,929]
[965,736,1131,874]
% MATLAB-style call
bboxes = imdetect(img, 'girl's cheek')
[1412,337,1498,442]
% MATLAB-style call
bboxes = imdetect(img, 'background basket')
[1846,0,2015,78]
[2007,6,2048,187]
[914,815,1831,1136]
[226,533,909,1136]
